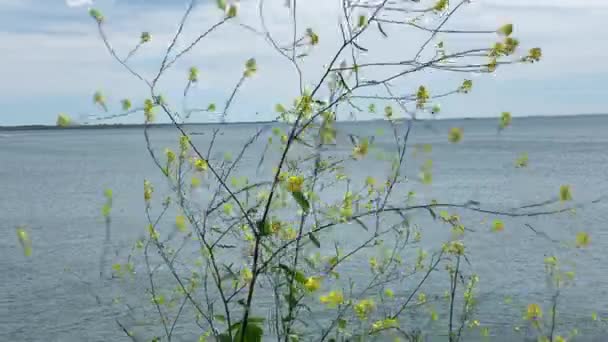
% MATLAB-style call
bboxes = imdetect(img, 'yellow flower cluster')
[304,276,321,292]
[286,175,304,193]
[354,299,375,320]
[320,290,344,307]
[194,159,208,172]
[371,318,398,332]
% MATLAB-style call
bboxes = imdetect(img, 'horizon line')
[1,112,606,131]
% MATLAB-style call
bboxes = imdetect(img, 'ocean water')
[1,115,608,341]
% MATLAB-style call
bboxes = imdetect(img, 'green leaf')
[279,264,307,285]
[234,322,263,342]
[433,0,448,12]
[460,79,473,93]
[499,111,512,129]
[498,23,513,36]
[291,191,310,212]
[244,58,257,77]
[257,220,272,236]
[140,32,151,43]
[306,28,319,45]
[338,318,347,330]
[275,103,286,113]
[309,232,320,248]
[448,127,463,143]
[515,152,529,168]
[248,317,266,324]
[368,103,376,113]
[121,99,132,111]
[226,4,238,18]
[358,15,367,28]
[217,333,231,342]
[560,185,573,201]
[16,226,32,257]
[89,8,104,23]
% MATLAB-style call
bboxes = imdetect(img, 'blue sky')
[0,0,606,126]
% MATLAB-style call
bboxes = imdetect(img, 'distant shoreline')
[1,113,606,131]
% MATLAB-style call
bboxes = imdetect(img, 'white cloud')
[66,0,93,8]
[0,0,607,124]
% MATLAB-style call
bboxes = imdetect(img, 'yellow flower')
[444,241,465,255]
[304,276,321,292]
[354,299,375,320]
[148,224,160,240]
[352,139,370,159]
[492,219,504,232]
[560,185,572,201]
[287,175,304,193]
[56,113,72,127]
[448,127,463,143]
[369,257,378,271]
[384,288,394,298]
[417,292,427,304]
[241,268,253,284]
[194,159,208,172]
[281,227,297,240]
[575,232,590,248]
[526,303,542,321]
[165,148,176,164]
[144,180,153,202]
[320,290,344,307]
[175,215,187,232]
[371,318,398,332]
[191,177,201,188]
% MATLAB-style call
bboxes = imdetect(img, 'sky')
[0,0,606,126]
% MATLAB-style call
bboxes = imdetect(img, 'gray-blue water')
[1,115,608,341]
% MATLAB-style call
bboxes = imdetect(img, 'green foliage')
[515,152,529,168]
[89,8,104,23]
[499,111,512,130]
[56,113,72,127]
[189,67,199,82]
[497,23,513,36]
[140,31,151,43]
[448,127,463,143]
[575,232,590,248]
[121,99,132,111]
[460,79,473,93]
[226,3,238,18]
[144,99,155,123]
[244,58,257,77]
[306,28,319,45]
[102,188,113,218]
[357,15,367,28]
[433,0,449,12]
[67,2,597,342]
[233,322,263,342]
[416,86,429,109]
[560,185,573,201]
[93,90,107,111]
[291,191,310,212]
[16,226,32,257]
[525,47,543,63]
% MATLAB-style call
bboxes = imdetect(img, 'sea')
[1,115,607,341]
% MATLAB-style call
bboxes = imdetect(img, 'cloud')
[66,0,93,7]
[0,0,606,125]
